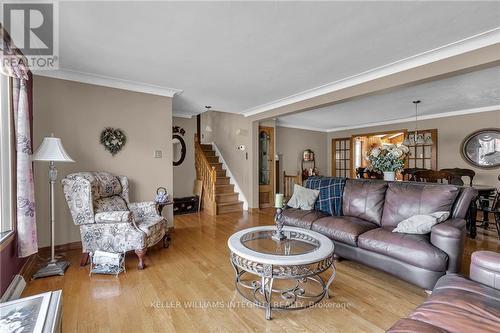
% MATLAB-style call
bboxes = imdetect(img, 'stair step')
[215,184,234,194]
[216,170,227,177]
[216,192,239,203]
[206,156,220,163]
[209,162,223,170]
[204,150,216,157]
[216,177,230,185]
[201,144,213,151]
[217,201,243,214]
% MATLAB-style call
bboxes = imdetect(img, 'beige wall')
[172,116,196,198]
[33,76,173,247]
[276,126,327,181]
[327,110,500,186]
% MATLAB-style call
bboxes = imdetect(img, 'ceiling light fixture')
[403,100,432,146]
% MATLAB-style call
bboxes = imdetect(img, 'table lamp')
[32,135,74,279]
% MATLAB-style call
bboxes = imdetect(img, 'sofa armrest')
[94,211,132,223]
[129,201,161,222]
[470,251,500,290]
[430,218,466,273]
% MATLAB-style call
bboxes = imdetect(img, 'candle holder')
[272,206,287,241]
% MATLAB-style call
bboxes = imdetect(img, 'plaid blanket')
[305,176,346,216]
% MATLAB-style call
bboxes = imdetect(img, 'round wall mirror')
[460,128,500,169]
[172,134,186,166]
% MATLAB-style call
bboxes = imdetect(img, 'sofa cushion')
[342,179,387,225]
[408,274,500,333]
[281,208,327,229]
[304,176,346,216]
[311,216,378,246]
[381,182,459,227]
[358,227,448,271]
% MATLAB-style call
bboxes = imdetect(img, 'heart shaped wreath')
[100,127,127,156]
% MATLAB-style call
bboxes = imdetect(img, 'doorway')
[259,126,274,208]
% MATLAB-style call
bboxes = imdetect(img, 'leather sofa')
[387,251,500,332]
[282,179,477,290]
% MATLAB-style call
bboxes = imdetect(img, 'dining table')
[464,184,497,239]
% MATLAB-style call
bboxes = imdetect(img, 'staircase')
[195,136,243,215]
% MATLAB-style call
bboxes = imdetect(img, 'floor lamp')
[32,135,74,279]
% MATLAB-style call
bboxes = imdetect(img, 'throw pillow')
[392,211,450,234]
[287,184,320,210]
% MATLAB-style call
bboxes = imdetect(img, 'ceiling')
[277,65,500,132]
[36,1,500,117]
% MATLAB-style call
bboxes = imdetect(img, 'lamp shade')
[32,137,75,162]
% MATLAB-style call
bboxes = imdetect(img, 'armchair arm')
[95,211,132,223]
[430,218,466,273]
[129,201,160,221]
[470,251,500,289]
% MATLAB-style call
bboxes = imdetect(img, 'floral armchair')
[62,171,169,269]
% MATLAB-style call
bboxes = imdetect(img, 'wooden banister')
[194,133,217,214]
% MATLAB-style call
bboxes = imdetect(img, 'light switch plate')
[154,150,162,158]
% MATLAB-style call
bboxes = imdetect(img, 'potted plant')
[367,144,409,181]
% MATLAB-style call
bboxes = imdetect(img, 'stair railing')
[194,133,217,214]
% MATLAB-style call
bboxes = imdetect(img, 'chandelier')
[403,100,433,146]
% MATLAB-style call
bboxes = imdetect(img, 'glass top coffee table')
[228,226,335,319]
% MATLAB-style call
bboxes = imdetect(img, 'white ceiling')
[40,1,500,117]
[277,65,500,132]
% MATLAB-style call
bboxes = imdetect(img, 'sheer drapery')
[2,24,38,257]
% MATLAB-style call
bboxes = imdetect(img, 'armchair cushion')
[95,211,132,223]
[94,195,128,213]
[129,201,159,221]
[80,222,145,253]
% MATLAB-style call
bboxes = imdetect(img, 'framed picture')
[0,292,51,333]
[460,128,500,169]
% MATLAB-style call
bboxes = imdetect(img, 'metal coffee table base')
[230,253,336,320]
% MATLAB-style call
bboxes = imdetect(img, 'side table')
[156,200,174,216]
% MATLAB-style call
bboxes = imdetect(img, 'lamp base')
[32,260,70,279]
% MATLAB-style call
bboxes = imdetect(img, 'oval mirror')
[172,134,186,166]
[460,128,500,169]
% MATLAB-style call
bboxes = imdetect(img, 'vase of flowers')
[367,144,409,181]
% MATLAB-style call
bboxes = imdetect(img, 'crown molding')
[34,69,183,98]
[275,122,328,133]
[326,105,500,132]
[243,27,500,117]
[172,112,195,119]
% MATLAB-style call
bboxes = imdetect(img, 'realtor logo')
[2,1,59,70]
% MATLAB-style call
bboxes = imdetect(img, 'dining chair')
[440,168,475,186]
[414,170,453,183]
[402,168,428,181]
[283,171,301,200]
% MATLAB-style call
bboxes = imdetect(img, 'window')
[0,74,14,243]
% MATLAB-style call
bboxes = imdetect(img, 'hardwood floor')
[23,209,499,332]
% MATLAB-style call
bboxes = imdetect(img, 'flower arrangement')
[367,144,409,173]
